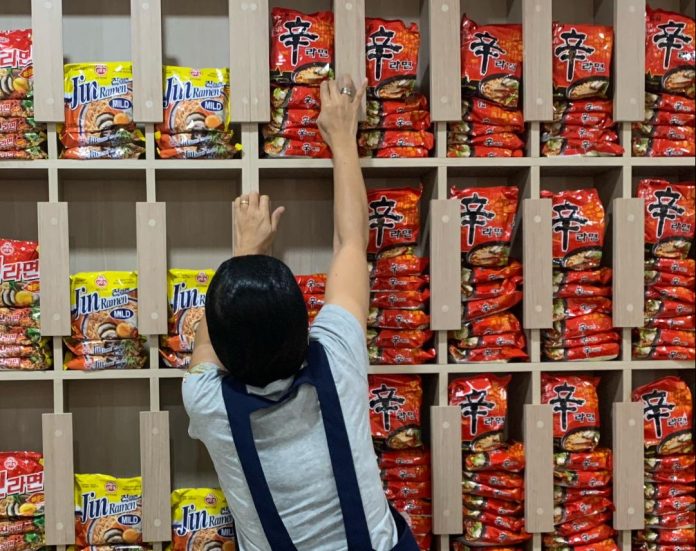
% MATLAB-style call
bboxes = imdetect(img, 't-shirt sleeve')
[309,304,369,378]
[181,362,223,440]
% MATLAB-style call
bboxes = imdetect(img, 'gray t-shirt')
[182,305,398,551]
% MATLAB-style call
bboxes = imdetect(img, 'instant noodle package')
[545,24,623,157]
[61,63,144,160]
[169,488,236,551]
[156,67,241,160]
[449,374,531,549]
[0,239,51,371]
[633,376,696,549]
[369,376,432,549]
[66,272,146,370]
[0,29,47,160]
[159,269,214,369]
[448,16,526,158]
[633,180,696,361]
[265,8,334,158]
[633,7,695,157]
[0,451,45,550]
[73,474,147,549]
[296,273,326,326]
[366,186,434,365]
[448,185,527,363]
[360,18,433,158]
[541,188,620,362]
[541,374,618,551]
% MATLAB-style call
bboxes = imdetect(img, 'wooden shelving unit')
[1,0,694,550]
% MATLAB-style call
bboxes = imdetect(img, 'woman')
[183,75,419,550]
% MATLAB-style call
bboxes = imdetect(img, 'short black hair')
[206,255,309,387]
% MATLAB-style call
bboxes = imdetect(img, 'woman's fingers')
[239,194,250,209]
[248,191,260,209]
[354,78,368,105]
[271,206,286,232]
[320,79,331,104]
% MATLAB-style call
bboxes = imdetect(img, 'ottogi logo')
[3,457,17,470]
[0,242,14,256]
[196,272,209,285]
[96,275,108,288]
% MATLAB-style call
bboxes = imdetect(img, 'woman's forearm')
[332,139,368,249]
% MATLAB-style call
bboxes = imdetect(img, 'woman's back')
[183,305,398,550]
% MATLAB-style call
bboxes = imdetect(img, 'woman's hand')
[233,192,285,256]
[317,74,367,152]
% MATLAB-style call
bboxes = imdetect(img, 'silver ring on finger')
[339,87,354,98]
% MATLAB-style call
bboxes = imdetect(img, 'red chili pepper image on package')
[366,18,420,100]
[270,8,334,85]
[645,7,696,98]
[449,374,511,452]
[543,374,601,452]
[633,376,693,456]
[542,188,606,271]
[638,179,696,259]
[553,23,613,100]
[451,185,519,267]
[367,186,422,254]
[460,16,522,109]
[368,374,423,449]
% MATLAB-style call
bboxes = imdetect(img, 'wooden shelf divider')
[141,411,172,542]
[612,401,645,531]
[430,199,463,331]
[612,198,645,328]
[522,0,553,122]
[523,198,553,329]
[131,0,164,123]
[613,0,646,122]
[431,406,463,535]
[30,0,64,122]
[42,413,75,546]
[523,404,554,534]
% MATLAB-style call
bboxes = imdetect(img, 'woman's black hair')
[205,255,309,387]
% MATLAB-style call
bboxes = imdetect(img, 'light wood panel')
[613,0,645,121]
[612,401,645,531]
[431,405,463,535]
[522,0,552,121]
[428,0,461,121]
[334,0,366,112]
[37,202,71,336]
[42,413,75,546]
[131,0,164,122]
[522,198,552,329]
[523,404,554,533]
[136,202,168,335]
[430,199,462,330]
[30,0,64,121]
[612,198,645,327]
[140,411,172,542]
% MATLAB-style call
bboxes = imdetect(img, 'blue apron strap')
[221,376,298,550]
[306,341,374,550]
[220,342,376,550]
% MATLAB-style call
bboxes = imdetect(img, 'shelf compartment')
[0,380,52,451]
[65,378,149,476]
